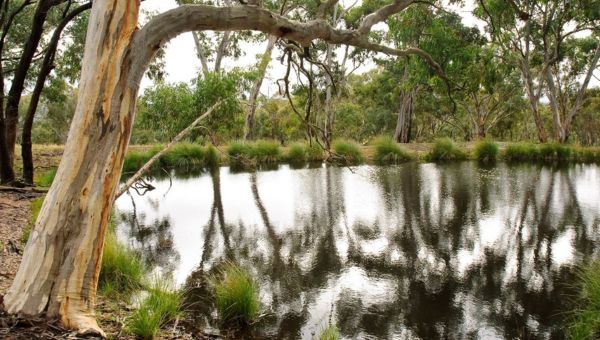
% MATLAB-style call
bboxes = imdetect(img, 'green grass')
[473,140,499,163]
[504,142,539,162]
[425,138,467,162]
[211,262,260,326]
[22,196,45,243]
[123,150,155,174]
[319,324,341,340]
[36,168,57,187]
[372,137,411,164]
[332,139,363,165]
[539,143,574,162]
[128,279,183,340]
[227,141,254,164]
[205,144,220,169]
[158,143,205,168]
[286,143,307,163]
[99,225,146,298]
[305,142,325,162]
[251,140,281,163]
[566,261,600,339]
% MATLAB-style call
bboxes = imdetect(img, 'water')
[115,162,600,339]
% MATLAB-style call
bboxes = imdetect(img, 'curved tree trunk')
[4,1,140,335]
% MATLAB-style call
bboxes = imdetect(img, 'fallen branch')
[115,101,221,199]
[0,186,48,194]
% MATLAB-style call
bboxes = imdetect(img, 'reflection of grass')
[473,140,499,163]
[319,324,341,340]
[372,137,411,164]
[425,138,467,162]
[332,139,363,165]
[99,218,146,298]
[128,278,183,340]
[567,261,600,339]
[211,262,260,326]
[22,196,45,243]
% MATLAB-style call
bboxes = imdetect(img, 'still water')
[115,162,600,339]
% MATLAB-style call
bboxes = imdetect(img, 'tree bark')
[5,0,61,163]
[21,2,92,184]
[244,35,277,140]
[4,1,140,335]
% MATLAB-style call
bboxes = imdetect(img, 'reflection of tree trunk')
[211,168,233,259]
[250,172,283,268]
[244,35,277,140]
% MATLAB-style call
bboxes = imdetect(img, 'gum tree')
[3,0,444,336]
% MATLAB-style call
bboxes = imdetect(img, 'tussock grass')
[22,196,45,243]
[332,139,363,165]
[36,168,57,188]
[286,143,307,163]
[425,138,467,162]
[566,261,600,339]
[99,224,146,298]
[372,137,411,164]
[473,140,499,163]
[211,262,260,326]
[319,324,341,340]
[205,144,220,169]
[252,140,281,163]
[227,140,281,167]
[539,143,574,162]
[227,141,254,164]
[128,279,184,340]
[504,142,539,162]
[123,150,156,174]
[305,142,325,162]
[158,143,205,168]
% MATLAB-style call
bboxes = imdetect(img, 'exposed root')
[60,312,106,338]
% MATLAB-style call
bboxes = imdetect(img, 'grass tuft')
[128,279,183,340]
[372,137,411,164]
[566,261,600,339]
[332,139,363,165]
[211,262,260,326]
[99,225,146,298]
[305,142,325,162]
[473,140,499,163]
[425,138,467,162]
[319,324,341,340]
[159,143,205,168]
[539,143,573,162]
[286,143,307,163]
[251,140,281,163]
[504,142,539,162]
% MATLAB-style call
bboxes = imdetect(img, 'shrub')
[425,138,467,162]
[99,227,146,298]
[320,324,341,340]
[128,279,183,340]
[504,142,539,162]
[22,196,45,243]
[251,140,281,163]
[37,168,57,188]
[566,261,600,339]
[372,137,411,164]
[286,143,307,163]
[211,262,260,326]
[473,140,499,163]
[332,139,363,165]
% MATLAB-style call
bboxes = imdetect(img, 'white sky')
[139,0,598,93]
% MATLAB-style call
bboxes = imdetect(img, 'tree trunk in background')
[394,89,414,143]
[5,0,60,163]
[21,3,93,184]
[244,35,277,140]
[3,1,140,335]
[519,61,548,143]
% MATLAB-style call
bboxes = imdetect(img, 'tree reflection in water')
[114,163,600,339]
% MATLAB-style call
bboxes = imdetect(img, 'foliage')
[332,139,363,165]
[425,138,467,162]
[566,261,600,339]
[504,143,540,162]
[211,262,260,326]
[372,137,411,164]
[286,143,307,163]
[473,140,499,163]
[227,140,281,166]
[127,279,183,340]
[251,140,281,163]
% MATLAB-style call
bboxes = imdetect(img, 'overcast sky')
[138,0,597,93]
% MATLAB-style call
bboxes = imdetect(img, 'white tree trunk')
[3,0,140,336]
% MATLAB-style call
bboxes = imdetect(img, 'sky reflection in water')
[115,162,600,339]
